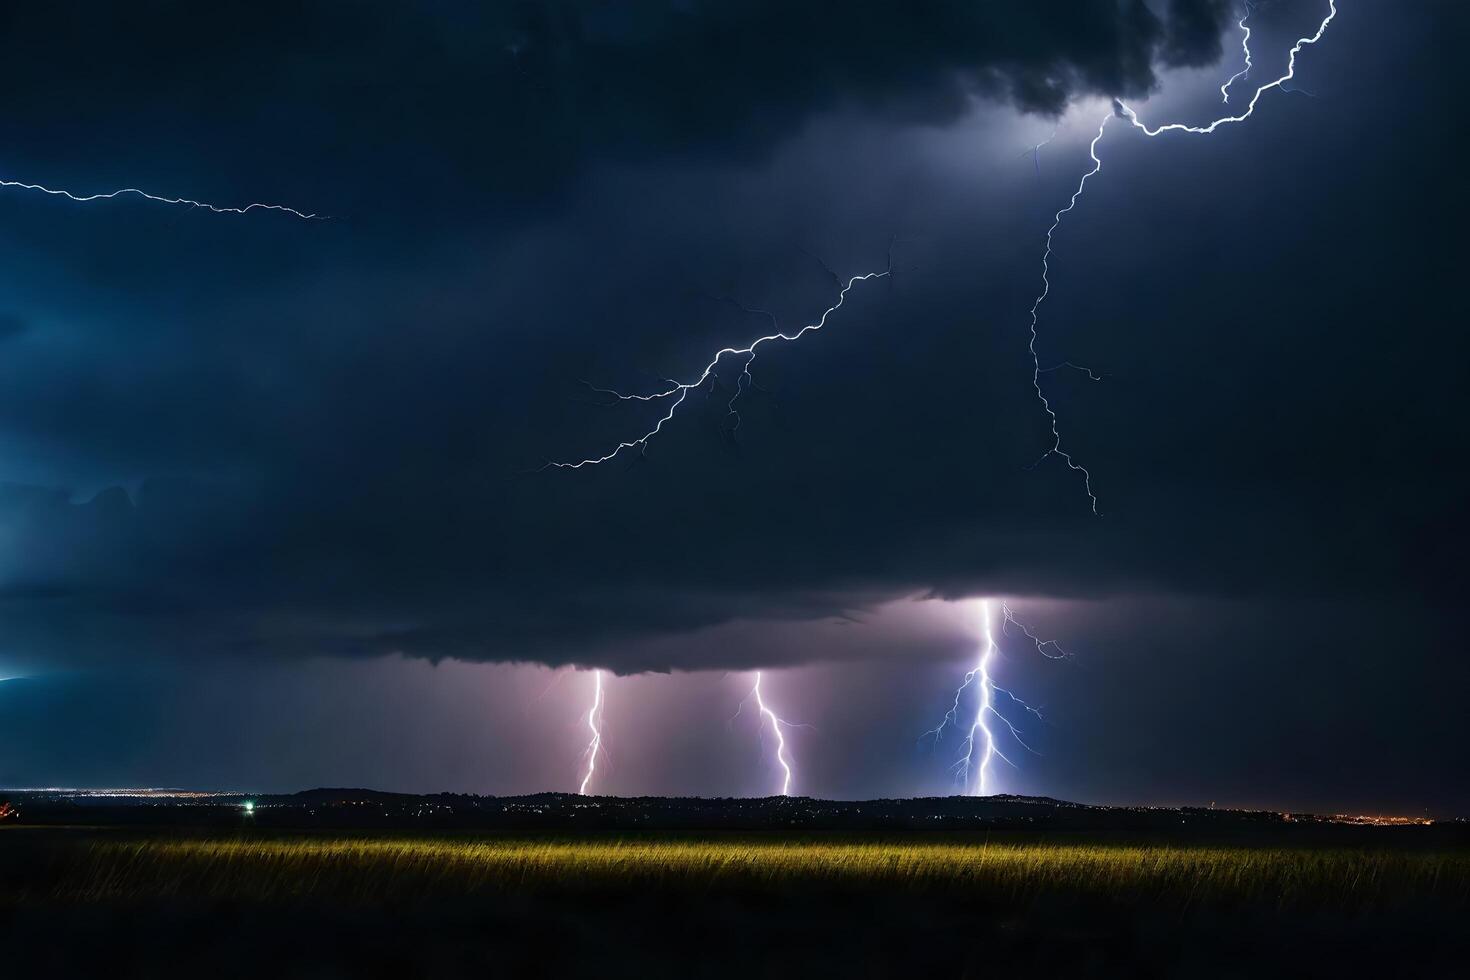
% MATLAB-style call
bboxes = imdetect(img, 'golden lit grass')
[19,834,1469,911]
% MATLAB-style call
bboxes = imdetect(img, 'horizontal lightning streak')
[0,177,322,219]
[1037,361,1104,382]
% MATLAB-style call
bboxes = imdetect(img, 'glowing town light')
[749,671,794,796]
[578,669,605,795]
[545,262,890,469]
[241,800,255,814]
[0,177,322,219]
[1025,0,1338,513]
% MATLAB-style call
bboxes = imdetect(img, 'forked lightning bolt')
[0,176,321,219]
[1026,0,1338,512]
[925,600,1002,795]
[1118,0,1337,136]
[545,261,891,469]
[925,599,1060,795]
[578,669,605,795]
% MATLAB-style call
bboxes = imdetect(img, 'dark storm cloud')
[1,1,1465,683]
[1159,0,1234,66]
[0,0,1233,219]
[3,0,1469,813]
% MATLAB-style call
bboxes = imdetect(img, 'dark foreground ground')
[4,825,1468,978]
[3,791,1467,977]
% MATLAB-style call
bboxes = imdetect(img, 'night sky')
[1,1,1465,815]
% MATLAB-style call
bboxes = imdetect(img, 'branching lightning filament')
[1002,601,1073,661]
[1024,115,1112,515]
[0,176,322,219]
[924,600,1002,795]
[1221,2,1256,104]
[1119,1,1337,137]
[578,669,605,795]
[1024,0,1338,513]
[546,258,891,469]
[925,599,1062,796]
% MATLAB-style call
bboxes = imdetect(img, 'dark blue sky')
[1,1,1465,814]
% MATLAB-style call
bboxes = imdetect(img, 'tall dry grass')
[19,834,1468,911]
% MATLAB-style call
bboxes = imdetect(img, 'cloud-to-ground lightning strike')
[1025,0,1338,513]
[578,669,605,795]
[545,261,890,469]
[739,671,795,796]
[927,600,1003,795]
[0,176,322,219]
[925,599,1064,795]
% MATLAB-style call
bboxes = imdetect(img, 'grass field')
[11,832,1468,908]
[5,829,1468,976]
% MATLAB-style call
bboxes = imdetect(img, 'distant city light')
[242,800,255,814]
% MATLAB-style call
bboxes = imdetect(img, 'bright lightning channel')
[1025,0,1338,513]
[925,599,1001,795]
[577,669,605,795]
[1120,0,1338,137]
[1221,2,1256,104]
[0,177,322,219]
[743,671,795,796]
[545,259,891,469]
[925,599,1060,796]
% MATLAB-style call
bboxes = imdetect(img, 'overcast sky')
[2,0,1465,814]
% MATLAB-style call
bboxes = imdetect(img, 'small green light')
[242,800,255,813]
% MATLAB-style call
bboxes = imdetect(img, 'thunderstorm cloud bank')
[0,0,1464,700]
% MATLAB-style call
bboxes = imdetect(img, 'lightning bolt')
[545,255,891,469]
[577,669,605,795]
[925,599,1003,795]
[1022,124,1062,175]
[1001,601,1073,661]
[1220,2,1256,104]
[0,176,322,219]
[1025,0,1338,513]
[925,599,1066,795]
[1024,114,1112,515]
[736,671,795,796]
[547,2,1337,498]
[1119,0,1338,137]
